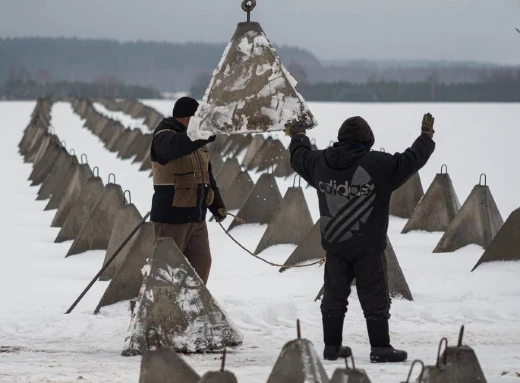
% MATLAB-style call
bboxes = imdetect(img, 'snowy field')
[1,100,519,382]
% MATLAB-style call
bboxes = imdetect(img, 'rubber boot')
[322,316,352,361]
[366,317,407,363]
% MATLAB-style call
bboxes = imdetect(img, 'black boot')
[322,315,351,361]
[370,346,407,363]
[366,317,407,363]
[324,345,352,361]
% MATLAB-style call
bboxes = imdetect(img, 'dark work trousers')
[321,251,392,347]
[154,221,212,285]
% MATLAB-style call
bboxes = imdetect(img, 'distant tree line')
[0,68,161,100]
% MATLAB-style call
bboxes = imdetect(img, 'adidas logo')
[318,180,372,199]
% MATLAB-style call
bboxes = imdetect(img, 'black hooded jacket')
[290,134,435,254]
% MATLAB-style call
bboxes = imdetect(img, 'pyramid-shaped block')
[99,203,144,281]
[228,173,282,231]
[44,156,79,210]
[330,364,372,383]
[472,208,520,271]
[51,164,93,228]
[221,170,254,211]
[187,22,317,138]
[29,136,60,185]
[402,172,460,233]
[242,135,265,168]
[122,238,243,355]
[37,148,74,201]
[247,138,281,171]
[255,187,313,254]
[209,150,224,176]
[256,140,288,172]
[385,237,413,301]
[215,158,241,192]
[66,184,126,257]
[279,220,325,273]
[433,184,503,253]
[266,338,329,383]
[95,222,155,312]
[55,176,105,243]
[139,347,200,383]
[198,371,238,383]
[273,149,294,178]
[389,172,424,219]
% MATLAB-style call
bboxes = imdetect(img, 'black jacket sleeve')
[289,134,321,188]
[152,130,211,166]
[387,135,436,191]
[208,161,225,216]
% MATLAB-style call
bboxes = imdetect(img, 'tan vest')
[152,135,214,208]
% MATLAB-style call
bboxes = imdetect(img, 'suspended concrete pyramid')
[279,219,325,272]
[472,208,520,271]
[228,172,282,231]
[389,172,424,219]
[433,176,503,253]
[255,186,313,254]
[122,238,243,355]
[266,322,329,383]
[402,166,460,233]
[187,4,317,139]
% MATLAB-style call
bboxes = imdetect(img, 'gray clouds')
[0,0,519,64]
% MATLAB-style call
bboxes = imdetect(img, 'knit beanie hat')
[337,116,375,148]
[172,97,200,118]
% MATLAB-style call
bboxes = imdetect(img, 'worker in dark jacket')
[286,114,436,362]
[151,97,227,285]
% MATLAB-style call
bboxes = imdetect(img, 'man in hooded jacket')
[150,97,227,285]
[285,114,436,362]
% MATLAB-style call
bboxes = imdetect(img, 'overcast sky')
[1,0,519,65]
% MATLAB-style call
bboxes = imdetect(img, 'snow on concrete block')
[122,238,243,355]
[402,169,460,233]
[187,21,317,138]
[255,186,313,254]
[99,203,144,281]
[95,222,155,311]
[37,148,74,201]
[279,219,324,273]
[44,155,79,211]
[228,173,282,231]
[215,158,241,193]
[55,175,105,243]
[472,208,520,271]
[390,172,424,219]
[51,163,94,228]
[66,183,125,257]
[266,338,329,383]
[242,135,265,168]
[385,236,413,301]
[221,170,254,211]
[433,182,503,253]
[139,346,200,383]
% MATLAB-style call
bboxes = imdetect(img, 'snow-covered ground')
[1,100,519,382]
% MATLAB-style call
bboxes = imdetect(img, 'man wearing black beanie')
[150,97,227,285]
[285,114,436,363]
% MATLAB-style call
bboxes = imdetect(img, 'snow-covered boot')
[370,346,407,363]
[324,345,352,361]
